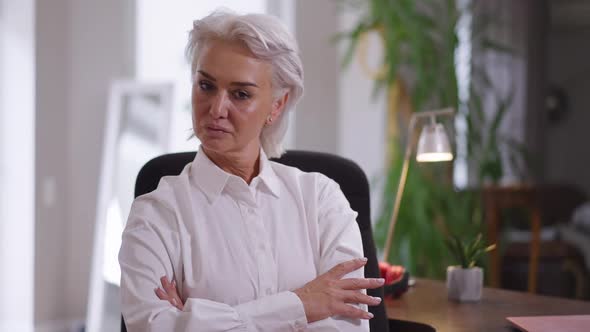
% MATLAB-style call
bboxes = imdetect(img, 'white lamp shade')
[416,123,453,162]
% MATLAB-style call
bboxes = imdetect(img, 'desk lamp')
[381,108,455,294]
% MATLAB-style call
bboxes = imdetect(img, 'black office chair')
[122,150,435,332]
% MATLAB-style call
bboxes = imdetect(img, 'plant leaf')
[484,244,497,252]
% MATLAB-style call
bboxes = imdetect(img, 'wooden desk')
[386,278,590,332]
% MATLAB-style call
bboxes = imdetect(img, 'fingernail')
[375,278,385,284]
[171,298,177,305]
[358,257,368,262]
[367,312,374,319]
[172,280,176,287]
[372,296,382,303]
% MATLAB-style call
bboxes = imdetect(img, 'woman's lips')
[205,125,230,137]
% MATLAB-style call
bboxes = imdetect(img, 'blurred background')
[1,0,589,331]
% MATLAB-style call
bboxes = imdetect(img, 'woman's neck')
[202,145,261,185]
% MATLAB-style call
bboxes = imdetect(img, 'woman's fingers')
[326,258,368,279]
[157,276,184,310]
[339,277,385,290]
[172,297,184,310]
[332,302,374,320]
[155,287,169,301]
[338,289,382,306]
[161,276,176,294]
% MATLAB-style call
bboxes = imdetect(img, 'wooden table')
[386,278,590,332]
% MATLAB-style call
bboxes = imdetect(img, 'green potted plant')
[445,233,496,301]
[338,0,526,280]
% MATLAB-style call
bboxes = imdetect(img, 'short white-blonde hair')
[186,10,304,158]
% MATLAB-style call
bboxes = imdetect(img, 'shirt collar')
[257,148,281,198]
[190,146,281,203]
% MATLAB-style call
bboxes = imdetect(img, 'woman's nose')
[210,91,229,119]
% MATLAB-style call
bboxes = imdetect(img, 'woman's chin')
[199,139,232,154]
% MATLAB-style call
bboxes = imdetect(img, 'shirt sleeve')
[119,210,308,332]
[310,175,370,331]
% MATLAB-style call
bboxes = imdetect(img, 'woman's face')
[192,39,285,156]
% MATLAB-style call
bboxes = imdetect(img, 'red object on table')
[379,261,410,298]
[378,262,405,285]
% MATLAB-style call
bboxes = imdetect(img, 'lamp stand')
[383,116,417,262]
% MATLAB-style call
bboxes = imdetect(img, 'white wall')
[65,0,135,320]
[35,0,70,324]
[0,0,35,330]
[294,0,386,215]
[294,0,340,153]
[337,7,387,201]
[34,0,136,326]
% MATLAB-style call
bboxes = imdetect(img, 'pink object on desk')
[507,315,590,332]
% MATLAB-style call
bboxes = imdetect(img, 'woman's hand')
[155,276,184,311]
[293,258,385,323]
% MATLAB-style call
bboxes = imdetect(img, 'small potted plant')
[445,233,496,302]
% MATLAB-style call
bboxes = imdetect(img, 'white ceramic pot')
[446,266,483,302]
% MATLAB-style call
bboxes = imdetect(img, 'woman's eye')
[233,90,250,100]
[198,81,214,91]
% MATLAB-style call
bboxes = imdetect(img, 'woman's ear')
[270,92,289,120]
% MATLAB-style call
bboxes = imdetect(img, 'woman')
[119,10,384,331]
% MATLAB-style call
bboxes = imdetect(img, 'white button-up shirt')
[119,148,368,331]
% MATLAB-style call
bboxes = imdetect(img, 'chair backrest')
[124,150,388,332]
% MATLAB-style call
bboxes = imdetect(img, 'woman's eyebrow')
[197,70,216,81]
[197,70,259,88]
